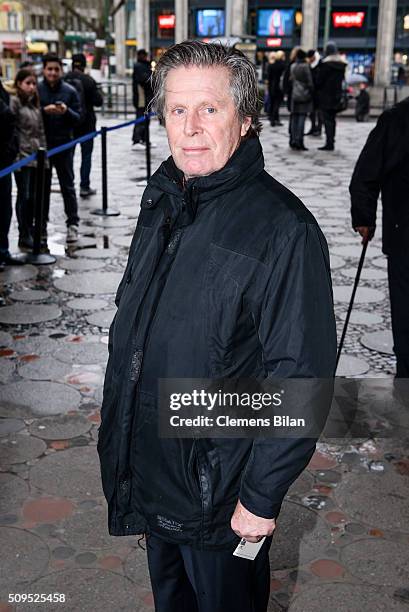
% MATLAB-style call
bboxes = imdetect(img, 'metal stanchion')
[25,148,56,265]
[91,126,119,216]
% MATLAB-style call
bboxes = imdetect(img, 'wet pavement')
[0,116,408,611]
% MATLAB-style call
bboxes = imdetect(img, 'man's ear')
[240,116,252,137]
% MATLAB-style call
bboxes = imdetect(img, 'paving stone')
[29,414,92,440]
[18,569,151,612]
[269,501,330,570]
[18,356,72,381]
[13,335,59,356]
[289,583,405,612]
[30,446,102,498]
[54,342,107,365]
[0,434,46,465]
[360,330,394,355]
[340,538,409,586]
[57,258,106,271]
[91,217,135,228]
[57,505,117,550]
[341,267,388,281]
[0,331,12,346]
[22,497,75,524]
[124,546,152,589]
[0,381,81,417]
[330,255,346,270]
[372,257,387,269]
[111,235,132,248]
[9,289,51,302]
[0,527,49,593]
[54,271,122,295]
[0,418,25,437]
[338,310,384,326]
[0,473,29,514]
[0,264,38,285]
[334,469,409,532]
[0,304,62,325]
[52,546,76,559]
[336,354,370,376]
[333,285,386,304]
[85,309,116,329]
[332,244,383,258]
[286,470,314,497]
[79,248,118,259]
[0,359,15,383]
[66,298,109,310]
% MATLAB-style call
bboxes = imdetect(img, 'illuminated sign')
[158,14,175,29]
[404,14,409,30]
[333,11,365,28]
[267,38,282,47]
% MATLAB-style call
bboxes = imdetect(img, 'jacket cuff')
[238,492,283,520]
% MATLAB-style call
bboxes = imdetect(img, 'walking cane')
[335,240,369,371]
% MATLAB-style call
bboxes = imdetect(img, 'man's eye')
[205,107,216,114]
[172,108,184,115]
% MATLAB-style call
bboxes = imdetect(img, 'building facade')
[115,0,409,85]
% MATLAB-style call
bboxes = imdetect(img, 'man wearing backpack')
[65,53,103,198]
[38,53,81,246]
[315,42,347,151]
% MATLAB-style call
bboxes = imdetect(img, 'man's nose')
[183,111,202,136]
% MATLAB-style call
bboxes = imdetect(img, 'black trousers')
[43,148,79,230]
[0,174,12,253]
[132,107,147,143]
[290,113,306,147]
[268,92,283,124]
[146,534,272,612]
[388,252,409,377]
[321,109,337,147]
[14,166,35,240]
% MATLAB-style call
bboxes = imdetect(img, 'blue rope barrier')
[0,113,155,179]
[0,153,37,179]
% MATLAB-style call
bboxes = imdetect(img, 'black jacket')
[132,60,153,110]
[350,98,409,255]
[97,137,337,549]
[0,81,18,169]
[315,55,347,111]
[38,78,81,146]
[65,69,103,135]
[267,59,285,97]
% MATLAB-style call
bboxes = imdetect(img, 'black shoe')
[0,251,25,265]
[275,121,284,126]
[270,121,276,127]
[80,187,97,198]
[311,131,322,137]
[318,145,334,151]
[299,145,309,151]
[305,130,313,136]
[18,235,34,251]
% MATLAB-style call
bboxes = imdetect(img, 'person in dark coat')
[355,83,370,122]
[350,97,409,378]
[289,49,314,151]
[306,49,322,136]
[98,41,336,612]
[38,53,81,246]
[131,48,154,150]
[315,41,347,151]
[266,50,285,126]
[0,79,24,266]
[65,53,103,197]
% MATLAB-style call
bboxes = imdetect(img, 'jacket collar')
[148,136,265,204]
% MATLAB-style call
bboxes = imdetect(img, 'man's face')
[43,61,62,85]
[164,65,251,179]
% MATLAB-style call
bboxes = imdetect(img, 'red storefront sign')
[332,11,365,28]
[158,14,175,29]
[267,38,282,47]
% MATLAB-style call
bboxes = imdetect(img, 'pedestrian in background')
[350,97,409,377]
[289,49,314,151]
[38,53,81,248]
[315,41,347,151]
[267,50,285,127]
[282,47,301,144]
[131,49,154,150]
[355,83,370,122]
[65,53,103,198]
[306,49,322,136]
[10,68,47,251]
[0,78,23,266]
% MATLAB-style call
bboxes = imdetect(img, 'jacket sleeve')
[92,80,103,108]
[239,222,337,519]
[349,110,402,228]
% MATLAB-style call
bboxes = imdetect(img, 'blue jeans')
[80,138,94,189]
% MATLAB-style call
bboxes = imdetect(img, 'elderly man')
[98,41,336,612]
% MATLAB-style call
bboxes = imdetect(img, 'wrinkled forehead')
[164,64,233,104]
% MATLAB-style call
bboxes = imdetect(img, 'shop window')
[8,11,19,31]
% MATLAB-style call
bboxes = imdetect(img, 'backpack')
[335,80,349,113]
[64,74,87,125]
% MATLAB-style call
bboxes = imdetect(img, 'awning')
[3,41,22,52]
[27,42,48,54]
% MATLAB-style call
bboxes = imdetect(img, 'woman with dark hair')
[10,68,47,250]
[289,48,314,151]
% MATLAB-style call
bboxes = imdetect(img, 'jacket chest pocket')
[205,259,243,374]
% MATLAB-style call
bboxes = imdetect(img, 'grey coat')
[290,62,314,114]
[9,95,47,167]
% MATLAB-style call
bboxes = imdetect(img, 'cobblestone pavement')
[0,116,408,612]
